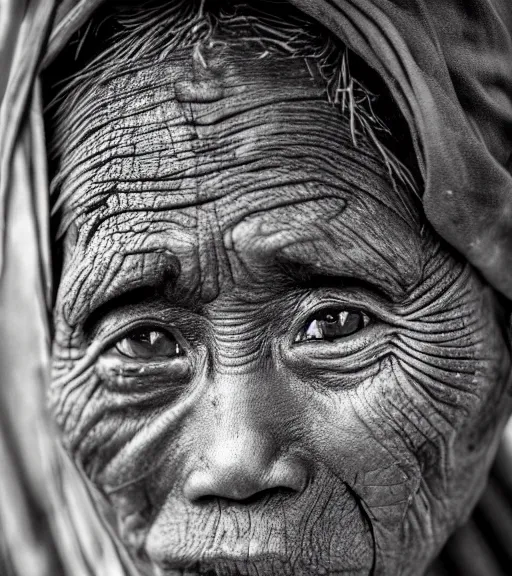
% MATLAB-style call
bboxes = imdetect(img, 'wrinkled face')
[50,43,511,576]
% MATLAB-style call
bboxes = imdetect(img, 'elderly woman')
[1,1,512,575]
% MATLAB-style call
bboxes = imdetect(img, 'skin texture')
[49,43,512,576]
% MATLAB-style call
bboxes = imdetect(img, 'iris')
[295,308,370,342]
[115,328,182,359]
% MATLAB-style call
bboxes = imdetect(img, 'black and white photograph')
[1,1,512,575]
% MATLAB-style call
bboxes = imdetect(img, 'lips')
[142,528,373,576]
[125,468,375,576]
[145,538,296,576]
[149,554,373,576]
[150,553,294,576]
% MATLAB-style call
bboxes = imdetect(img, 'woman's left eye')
[295,308,370,342]
[114,328,183,359]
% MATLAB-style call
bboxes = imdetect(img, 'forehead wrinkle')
[227,192,423,297]
[54,47,420,235]
[59,165,422,314]
[53,49,321,161]
[68,112,409,235]
[60,171,423,329]
[52,81,184,192]
[59,119,418,244]
[60,223,198,327]
[53,54,324,225]
[53,46,424,311]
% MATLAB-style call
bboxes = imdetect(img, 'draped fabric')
[1,7,151,576]
[291,0,512,300]
[1,1,512,575]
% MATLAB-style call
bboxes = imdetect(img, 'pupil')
[318,309,339,323]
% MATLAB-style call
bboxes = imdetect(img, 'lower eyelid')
[285,323,391,362]
[97,354,191,392]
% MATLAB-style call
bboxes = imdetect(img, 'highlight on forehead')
[43,0,420,237]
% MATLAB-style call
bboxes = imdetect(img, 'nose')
[183,439,308,502]
[183,376,308,503]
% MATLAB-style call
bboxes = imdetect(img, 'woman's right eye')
[113,328,183,360]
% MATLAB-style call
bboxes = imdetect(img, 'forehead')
[55,45,418,223]
[53,45,425,316]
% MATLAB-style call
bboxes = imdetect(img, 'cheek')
[302,361,423,524]
[51,344,377,574]
[51,341,196,488]
[50,246,511,576]
[51,337,201,557]
[303,269,511,572]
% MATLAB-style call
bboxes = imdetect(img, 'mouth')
[147,552,376,576]
[150,552,293,576]
[137,475,376,576]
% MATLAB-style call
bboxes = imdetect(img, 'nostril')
[195,486,298,506]
[183,459,309,503]
[235,486,298,505]
[183,441,310,503]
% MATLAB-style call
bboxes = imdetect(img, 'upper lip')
[152,551,290,571]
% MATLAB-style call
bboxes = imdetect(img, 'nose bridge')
[208,369,282,462]
[213,315,267,373]
[183,369,308,502]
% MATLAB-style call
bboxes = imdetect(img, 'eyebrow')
[81,237,406,319]
[80,260,396,336]
[82,286,165,336]
[67,190,418,330]
[275,260,398,302]
[67,249,184,329]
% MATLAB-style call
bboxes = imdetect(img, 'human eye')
[294,307,371,343]
[283,300,385,380]
[96,323,192,394]
[113,327,183,360]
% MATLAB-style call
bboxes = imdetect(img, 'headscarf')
[1,1,512,575]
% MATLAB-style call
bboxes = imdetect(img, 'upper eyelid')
[285,293,381,339]
[297,308,371,333]
[88,289,384,345]
[306,306,371,319]
[90,316,180,349]
[113,329,183,361]
[294,308,372,339]
[114,326,179,346]
[82,287,163,337]
[82,289,204,340]
[86,298,198,342]
[294,290,379,318]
